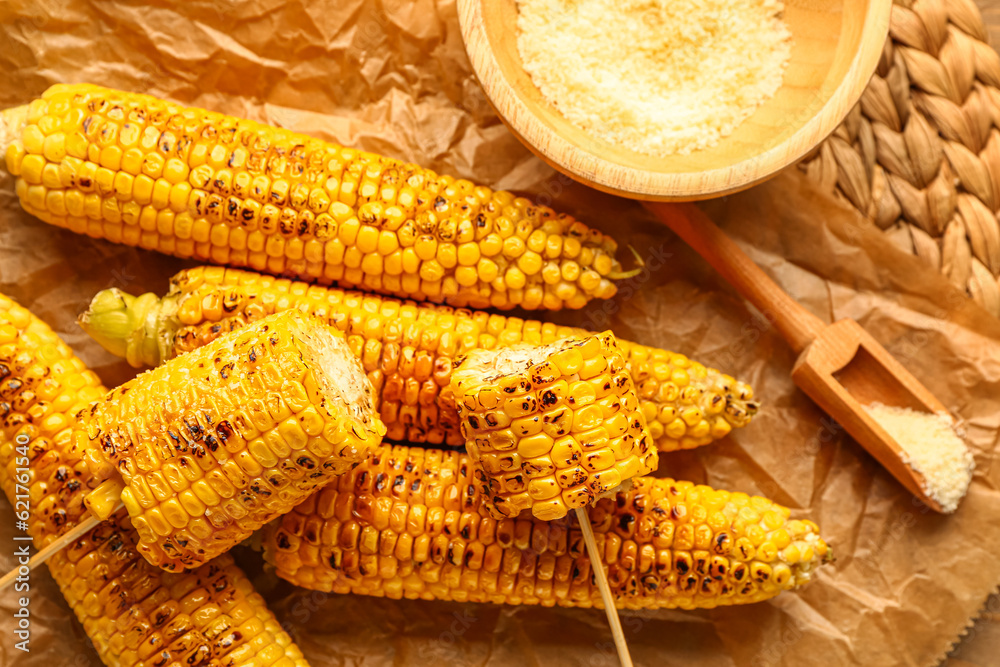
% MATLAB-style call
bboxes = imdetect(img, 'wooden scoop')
[648,202,949,512]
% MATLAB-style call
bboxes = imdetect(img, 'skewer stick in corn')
[0,502,121,593]
[451,332,657,665]
[79,308,385,572]
[576,506,633,667]
[1,83,635,310]
[77,266,761,452]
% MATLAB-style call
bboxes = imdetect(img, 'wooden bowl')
[457,0,892,201]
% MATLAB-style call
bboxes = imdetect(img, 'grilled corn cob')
[452,332,658,520]
[2,83,628,310]
[263,442,830,609]
[78,266,760,452]
[0,292,310,667]
[79,309,386,571]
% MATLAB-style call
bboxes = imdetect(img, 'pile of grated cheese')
[865,404,975,513]
[516,0,792,156]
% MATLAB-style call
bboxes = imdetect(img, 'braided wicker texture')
[799,0,1000,316]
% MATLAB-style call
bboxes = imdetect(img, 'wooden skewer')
[0,503,122,593]
[575,507,633,667]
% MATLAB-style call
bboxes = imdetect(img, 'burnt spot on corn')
[275,532,292,550]
[185,419,205,440]
[215,421,234,444]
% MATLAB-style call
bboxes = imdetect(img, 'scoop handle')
[646,202,826,354]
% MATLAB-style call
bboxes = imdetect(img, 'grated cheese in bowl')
[864,403,975,513]
[515,0,792,157]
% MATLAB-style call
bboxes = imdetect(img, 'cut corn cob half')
[262,443,830,609]
[0,292,310,667]
[1,83,628,310]
[79,309,386,571]
[452,332,658,520]
[78,266,760,452]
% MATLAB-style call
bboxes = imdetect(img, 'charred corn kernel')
[0,291,310,667]
[78,309,385,571]
[79,267,760,453]
[452,332,658,520]
[263,443,830,610]
[5,84,625,310]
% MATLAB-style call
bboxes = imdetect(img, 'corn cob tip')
[77,287,178,367]
[606,245,644,281]
[0,104,28,156]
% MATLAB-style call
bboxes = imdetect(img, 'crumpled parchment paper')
[1,1,999,666]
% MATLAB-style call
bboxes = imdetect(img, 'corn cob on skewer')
[78,266,760,452]
[79,309,386,572]
[2,83,630,310]
[452,332,658,520]
[262,442,830,609]
[0,292,311,667]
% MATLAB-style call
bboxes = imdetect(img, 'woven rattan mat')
[800,0,1000,318]
[800,1,999,662]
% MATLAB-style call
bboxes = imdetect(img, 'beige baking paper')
[2,1,1000,666]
